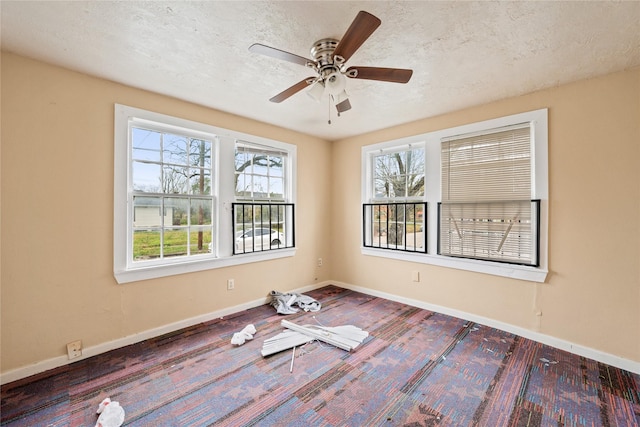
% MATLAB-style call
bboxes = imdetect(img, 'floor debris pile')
[230,324,256,346]
[94,397,124,427]
[269,290,321,314]
[261,319,369,357]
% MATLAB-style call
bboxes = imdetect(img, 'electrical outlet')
[412,271,420,282]
[317,258,323,267]
[67,340,82,360]
[227,279,235,290]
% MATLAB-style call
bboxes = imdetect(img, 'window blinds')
[441,124,531,202]
[439,123,538,266]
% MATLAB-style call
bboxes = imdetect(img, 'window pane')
[133,229,161,261]
[406,149,425,197]
[163,227,188,258]
[163,134,188,166]
[133,196,163,227]
[235,151,250,170]
[405,204,425,251]
[234,143,287,201]
[269,177,284,199]
[374,178,390,198]
[235,174,248,197]
[165,198,188,226]
[162,166,188,194]
[189,168,211,195]
[189,139,211,168]
[189,226,212,255]
[232,203,294,255]
[373,147,424,200]
[362,202,426,253]
[252,155,269,175]
[235,205,253,234]
[132,161,161,193]
[270,155,284,177]
[132,128,161,162]
[252,175,269,198]
[190,198,212,225]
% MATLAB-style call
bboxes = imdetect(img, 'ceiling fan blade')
[336,98,352,113]
[269,78,315,103]
[249,43,316,67]
[333,11,381,63]
[346,66,413,83]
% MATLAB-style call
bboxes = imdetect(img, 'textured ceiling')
[2,1,639,140]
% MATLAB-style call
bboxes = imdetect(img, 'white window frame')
[234,140,289,202]
[232,141,296,255]
[114,104,296,284]
[363,143,427,252]
[370,144,426,202]
[362,109,548,282]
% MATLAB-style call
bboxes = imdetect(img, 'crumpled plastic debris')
[95,397,124,427]
[231,324,256,345]
[269,290,321,314]
[539,357,558,367]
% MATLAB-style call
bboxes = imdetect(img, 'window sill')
[114,248,296,284]
[361,247,548,283]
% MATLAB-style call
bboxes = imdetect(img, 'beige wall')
[332,67,640,364]
[0,53,332,373]
[1,51,638,377]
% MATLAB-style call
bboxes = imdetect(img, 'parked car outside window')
[236,228,284,253]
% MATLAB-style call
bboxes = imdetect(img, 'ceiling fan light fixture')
[307,80,325,102]
[332,90,351,114]
[335,97,352,113]
[332,90,349,105]
[325,71,346,96]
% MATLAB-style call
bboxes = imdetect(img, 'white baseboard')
[2,280,637,384]
[0,281,330,385]
[332,281,640,375]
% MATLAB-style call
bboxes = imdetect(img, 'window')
[362,109,548,282]
[114,105,296,283]
[232,203,295,254]
[372,147,425,200]
[362,144,426,252]
[439,124,539,266]
[363,202,426,252]
[233,142,295,255]
[130,125,215,262]
[235,141,286,201]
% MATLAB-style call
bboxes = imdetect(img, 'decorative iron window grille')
[363,202,427,253]
[232,203,295,255]
[438,199,540,266]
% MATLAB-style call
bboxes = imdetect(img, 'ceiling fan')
[249,10,413,118]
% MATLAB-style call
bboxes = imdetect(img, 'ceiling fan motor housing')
[310,38,341,75]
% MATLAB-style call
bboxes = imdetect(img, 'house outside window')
[361,109,548,282]
[114,105,296,283]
